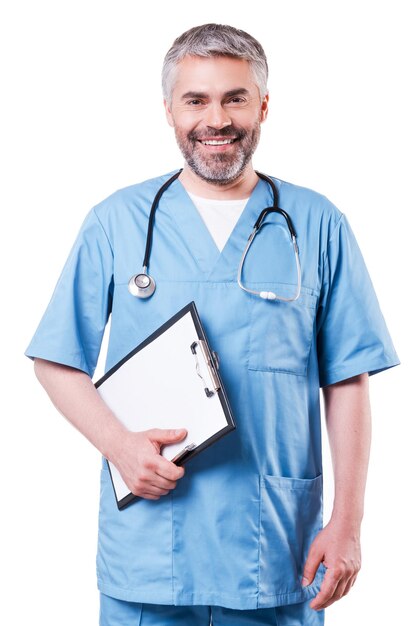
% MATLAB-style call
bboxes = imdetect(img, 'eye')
[186,99,204,106]
[226,97,246,105]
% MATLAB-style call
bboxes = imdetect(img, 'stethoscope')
[128,169,301,302]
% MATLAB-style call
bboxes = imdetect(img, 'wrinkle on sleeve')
[25,208,114,378]
[316,214,399,387]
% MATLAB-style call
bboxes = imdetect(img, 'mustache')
[188,126,247,142]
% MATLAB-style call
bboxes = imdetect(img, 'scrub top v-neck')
[186,190,248,253]
[160,177,272,282]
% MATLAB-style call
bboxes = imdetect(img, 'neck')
[179,163,259,200]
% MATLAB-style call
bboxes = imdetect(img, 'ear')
[260,93,269,123]
[164,99,175,128]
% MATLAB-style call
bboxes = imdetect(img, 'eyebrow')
[180,88,251,100]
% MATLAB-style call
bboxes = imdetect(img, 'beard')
[174,123,261,186]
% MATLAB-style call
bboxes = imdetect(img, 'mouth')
[198,138,238,146]
[195,137,239,154]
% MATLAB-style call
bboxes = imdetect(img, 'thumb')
[302,543,323,587]
[148,428,188,445]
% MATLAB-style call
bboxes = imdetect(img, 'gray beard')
[185,150,251,186]
[175,124,261,186]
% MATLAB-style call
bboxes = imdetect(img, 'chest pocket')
[247,288,318,376]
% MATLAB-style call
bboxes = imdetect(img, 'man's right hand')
[33,360,187,500]
[111,428,188,500]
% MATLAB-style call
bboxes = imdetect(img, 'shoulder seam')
[92,207,114,256]
[328,212,345,244]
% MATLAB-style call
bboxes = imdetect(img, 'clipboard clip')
[190,341,221,397]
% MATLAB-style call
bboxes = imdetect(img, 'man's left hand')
[301,518,362,610]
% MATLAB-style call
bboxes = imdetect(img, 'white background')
[0,1,416,624]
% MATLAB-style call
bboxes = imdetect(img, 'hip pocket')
[259,474,323,596]
[247,289,317,376]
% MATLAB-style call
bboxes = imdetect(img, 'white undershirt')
[187,192,249,252]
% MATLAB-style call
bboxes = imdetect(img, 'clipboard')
[95,301,236,509]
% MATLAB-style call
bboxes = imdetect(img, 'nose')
[203,102,231,130]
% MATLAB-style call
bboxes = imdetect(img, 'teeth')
[201,139,235,145]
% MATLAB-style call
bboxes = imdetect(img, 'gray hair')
[162,23,268,104]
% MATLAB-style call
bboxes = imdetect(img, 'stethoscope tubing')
[237,225,301,301]
[142,169,184,274]
[130,168,301,302]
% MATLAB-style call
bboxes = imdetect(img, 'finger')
[318,568,360,609]
[129,471,172,497]
[141,459,180,489]
[148,428,188,445]
[149,487,170,497]
[136,463,181,492]
[341,573,357,597]
[302,545,323,586]
[133,483,170,497]
[141,492,161,501]
[315,577,349,610]
[141,453,185,481]
[310,568,340,611]
[151,475,178,490]
[154,457,185,481]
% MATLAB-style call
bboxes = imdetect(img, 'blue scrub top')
[25,172,399,609]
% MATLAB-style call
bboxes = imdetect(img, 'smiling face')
[164,55,269,186]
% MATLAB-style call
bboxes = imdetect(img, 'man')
[26,23,399,626]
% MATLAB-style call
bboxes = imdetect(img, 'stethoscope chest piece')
[128,272,156,298]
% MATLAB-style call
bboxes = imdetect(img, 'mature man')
[26,23,399,626]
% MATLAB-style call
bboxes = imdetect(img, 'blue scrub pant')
[99,594,324,625]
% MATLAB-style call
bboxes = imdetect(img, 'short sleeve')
[316,214,399,387]
[25,208,114,378]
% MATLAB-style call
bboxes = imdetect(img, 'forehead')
[171,55,258,98]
